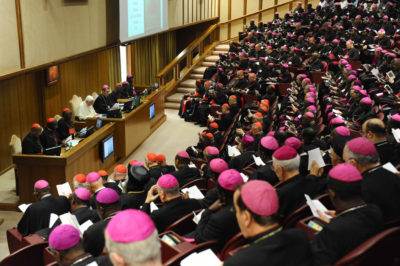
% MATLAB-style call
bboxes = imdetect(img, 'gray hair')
[157,184,180,196]
[105,230,161,265]
[344,146,380,166]
[272,154,300,172]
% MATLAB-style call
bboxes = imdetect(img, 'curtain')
[108,46,121,86]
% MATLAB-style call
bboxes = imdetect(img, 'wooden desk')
[12,123,118,203]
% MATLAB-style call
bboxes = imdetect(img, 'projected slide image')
[144,0,163,33]
[128,0,145,37]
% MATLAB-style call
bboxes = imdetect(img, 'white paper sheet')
[382,162,399,174]
[59,212,82,235]
[56,182,73,197]
[18,203,31,213]
[49,213,59,228]
[253,155,266,166]
[192,209,206,225]
[305,194,332,219]
[79,220,94,234]
[240,173,249,183]
[150,202,159,213]
[180,249,221,266]
[307,148,326,170]
[392,128,400,143]
[188,162,197,168]
[181,186,205,200]
[228,145,241,157]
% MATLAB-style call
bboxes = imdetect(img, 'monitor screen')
[100,135,114,162]
[150,103,155,120]
[96,118,103,130]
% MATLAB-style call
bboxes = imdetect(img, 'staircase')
[165,44,230,110]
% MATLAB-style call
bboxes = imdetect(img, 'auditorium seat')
[180,178,207,190]
[91,92,99,101]
[43,247,56,265]
[209,105,222,117]
[334,226,400,266]
[278,83,291,96]
[220,232,246,261]
[163,210,203,236]
[311,71,325,85]
[190,158,206,169]
[0,242,48,266]
[69,94,82,118]
[6,228,24,254]
[244,94,257,105]
[160,239,181,264]
[207,179,216,190]
[296,216,327,240]
[163,240,219,266]
[348,60,362,70]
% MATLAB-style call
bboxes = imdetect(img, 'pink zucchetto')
[306,97,315,103]
[331,117,345,125]
[285,137,302,151]
[241,180,279,216]
[308,105,317,111]
[177,150,190,159]
[267,131,275,137]
[34,180,49,189]
[305,112,315,118]
[210,158,228,174]
[335,126,350,137]
[329,163,362,182]
[86,172,101,183]
[49,225,80,251]
[273,146,297,160]
[361,97,372,105]
[242,134,255,146]
[346,137,377,155]
[102,85,109,90]
[107,209,156,243]
[205,146,219,156]
[218,169,244,191]
[352,85,361,91]
[157,174,178,189]
[261,136,279,151]
[309,92,316,98]
[74,187,90,201]
[96,188,119,204]
[359,90,368,96]
[391,114,400,122]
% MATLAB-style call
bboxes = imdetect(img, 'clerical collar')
[364,165,382,175]
[337,200,366,217]
[245,225,282,247]
[70,253,93,265]
[40,194,51,200]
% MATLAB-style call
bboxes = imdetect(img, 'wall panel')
[0,0,21,75]
[231,0,243,19]
[263,0,274,8]
[247,0,260,14]
[262,9,275,22]
[220,0,229,22]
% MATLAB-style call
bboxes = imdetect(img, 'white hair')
[85,95,94,102]
[105,230,161,265]
[73,180,87,189]
[272,154,300,172]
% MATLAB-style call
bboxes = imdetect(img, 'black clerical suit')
[83,215,115,257]
[224,227,313,266]
[195,204,240,251]
[228,151,256,171]
[199,187,218,209]
[40,127,60,149]
[120,191,146,210]
[57,118,75,141]
[312,204,384,265]
[249,162,280,186]
[22,133,43,155]
[171,166,201,187]
[17,194,70,236]
[142,197,201,233]
[89,187,106,209]
[362,166,400,222]
[93,94,113,114]
[374,140,400,165]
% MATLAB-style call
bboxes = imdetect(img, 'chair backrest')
[9,135,22,155]
[164,209,203,236]
[69,95,82,116]
[209,105,222,117]
[160,240,180,264]
[311,71,326,85]
[92,92,99,101]
[180,178,207,190]
[164,240,219,266]
[190,158,206,169]
[43,247,56,265]
[244,94,258,105]
[277,83,291,96]
[334,226,400,266]
[317,124,326,137]
[6,228,24,254]
[54,114,62,122]
[296,216,326,240]
[349,128,361,138]
[0,242,48,266]
[220,233,246,261]
[207,179,216,190]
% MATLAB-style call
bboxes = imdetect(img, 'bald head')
[362,119,387,143]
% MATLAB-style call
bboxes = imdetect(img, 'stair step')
[165,102,181,109]
[190,74,203,79]
[180,79,197,88]
[204,55,220,62]
[212,50,227,55]
[215,44,230,51]
[193,67,207,74]
[166,93,186,103]
[202,61,215,67]
[177,87,195,93]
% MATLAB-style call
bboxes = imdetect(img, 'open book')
[180,249,221,266]
[305,194,332,219]
[181,186,205,200]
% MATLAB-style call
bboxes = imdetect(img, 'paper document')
[305,194,332,219]
[180,249,221,266]
[240,173,249,182]
[18,203,31,213]
[307,148,326,170]
[192,209,205,225]
[188,162,197,168]
[70,139,80,147]
[150,202,159,213]
[228,145,241,157]
[208,115,214,121]
[79,220,94,234]
[181,186,204,200]
[392,128,400,143]
[59,212,82,235]
[49,213,59,228]
[56,182,73,197]
[382,162,399,174]
[253,155,266,166]
[110,103,120,110]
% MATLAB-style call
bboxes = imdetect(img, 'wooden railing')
[155,0,310,95]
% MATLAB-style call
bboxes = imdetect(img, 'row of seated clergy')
[22,109,75,154]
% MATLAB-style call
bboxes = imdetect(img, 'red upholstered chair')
[311,71,326,85]
[207,179,216,189]
[296,216,327,240]
[348,60,362,70]
[209,105,222,117]
[317,124,326,137]
[244,94,258,105]
[6,228,24,254]
[277,83,291,96]
[220,233,246,261]
[180,178,207,190]
[163,210,203,236]
[190,157,206,169]
[349,128,361,138]
[160,239,181,264]
[0,242,48,266]
[43,247,56,265]
[334,226,400,266]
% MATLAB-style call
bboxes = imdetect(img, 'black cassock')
[57,118,75,141]
[362,166,400,223]
[224,227,313,266]
[22,133,43,155]
[93,94,114,114]
[120,191,146,210]
[40,127,60,149]
[200,187,218,209]
[84,217,113,257]
[17,195,70,236]
[312,204,384,265]
[141,197,201,233]
[249,162,280,186]
[171,166,201,187]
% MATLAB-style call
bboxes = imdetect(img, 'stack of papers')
[192,210,205,225]
[228,145,241,157]
[56,182,72,197]
[181,186,205,200]
[180,249,221,266]
[18,203,32,213]
[307,148,326,170]
[305,194,332,219]
[392,128,400,143]
[240,173,249,182]
[253,155,266,166]
[150,202,159,213]
[382,162,400,174]
[188,163,197,168]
